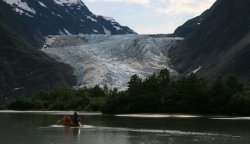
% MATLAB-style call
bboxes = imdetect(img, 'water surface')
[0,111,250,144]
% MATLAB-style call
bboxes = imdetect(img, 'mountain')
[173,10,210,38]
[0,0,44,48]
[42,35,182,90]
[3,0,136,35]
[170,0,250,86]
[0,1,76,102]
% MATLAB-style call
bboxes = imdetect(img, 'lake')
[0,111,250,144]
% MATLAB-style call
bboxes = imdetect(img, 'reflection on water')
[0,112,250,144]
[73,128,81,136]
[63,127,81,136]
[116,114,202,118]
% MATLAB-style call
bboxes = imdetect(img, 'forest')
[4,69,250,115]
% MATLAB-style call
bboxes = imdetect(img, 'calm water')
[0,111,250,144]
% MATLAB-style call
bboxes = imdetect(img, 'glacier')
[42,35,182,90]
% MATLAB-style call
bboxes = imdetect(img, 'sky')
[83,0,216,34]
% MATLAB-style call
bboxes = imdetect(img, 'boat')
[57,115,82,127]
[64,121,82,127]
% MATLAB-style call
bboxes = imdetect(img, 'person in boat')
[63,115,71,126]
[72,111,80,125]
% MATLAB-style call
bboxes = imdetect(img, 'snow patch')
[64,29,72,35]
[103,26,111,35]
[38,1,47,8]
[53,0,81,6]
[87,16,97,22]
[57,14,63,18]
[190,66,202,75]
[14,8,24,15]
[102,16,116,23]
[25,13,34,17]
[3,0,36,14]
[114,26,122,31]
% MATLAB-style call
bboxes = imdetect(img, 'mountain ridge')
[3,0,136,36]
[173,10,210,38]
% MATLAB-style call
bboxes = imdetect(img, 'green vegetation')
[0,105,6,110]
[7,69,250,115]
[8,86,107,111]
[102,69,250,115]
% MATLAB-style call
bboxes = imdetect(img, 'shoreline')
[0,110,102,115]
[115,114,250,120]
[1,110,250,120]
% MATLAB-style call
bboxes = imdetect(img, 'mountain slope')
[173,10,210,38]
[170,0,250,85]
[0,0,44,48]
[0,1,76,102]
[3,0,136,35]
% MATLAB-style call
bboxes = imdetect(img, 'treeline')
[102,69,250,115]
[6,69,250,115]
[7,86,108,111]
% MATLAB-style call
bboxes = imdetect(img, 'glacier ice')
[42,34,182,90]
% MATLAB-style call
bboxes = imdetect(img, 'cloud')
[85,0,150,5]
[135,23,179,34]
[84,0,215,15]
[155,0,216,16]
[83,0,216,34]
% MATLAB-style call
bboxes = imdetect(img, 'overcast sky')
[83,0,216,34]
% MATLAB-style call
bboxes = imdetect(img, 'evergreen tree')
[127,74,143,96]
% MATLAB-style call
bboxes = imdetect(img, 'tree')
[208,76,228,114]
[90,85,105,97]
[158,68,170,86]
[173,74,208,113]
[142,73,161,112]
[127,74,143,96]
[225,75,244,96]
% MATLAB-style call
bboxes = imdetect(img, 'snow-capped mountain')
[42,35,182,90]
[3,0,136,35]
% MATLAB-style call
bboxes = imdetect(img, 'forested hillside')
[0,1,75,102]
